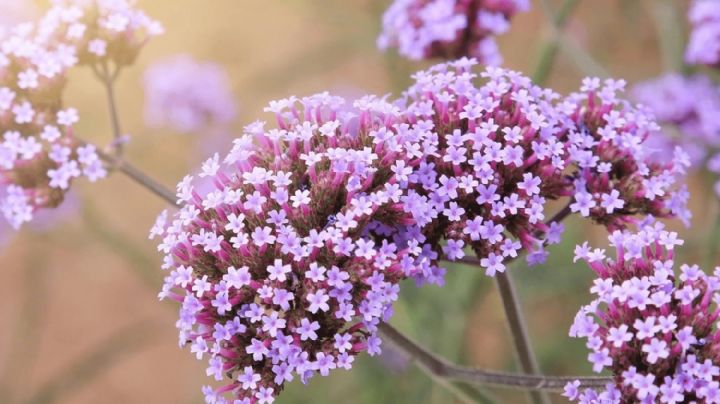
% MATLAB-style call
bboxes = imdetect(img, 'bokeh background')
[0,0,715,403]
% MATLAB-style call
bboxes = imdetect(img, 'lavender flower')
[0,17,102,228]
[567,223,720,403]
[0,1,161,228]
[686,0,720,67]
[395,59,689,276]
[151,92,440,403]
[633,73,720,197]
[377,0,529,65]
[48,0,164,67]
[143,55,237,134]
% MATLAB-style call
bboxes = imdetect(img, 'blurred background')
[0,0,715,403]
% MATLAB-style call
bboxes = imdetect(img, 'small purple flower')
[377,0,530,64]
[633,72,720,201]
[686,0,720,66]
[569,223,720,402]
[144,55,236,134]
[155,92,428,402]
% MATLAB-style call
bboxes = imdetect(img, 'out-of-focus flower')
[377,0,530,65]
[0,0,37,38]
[143,55,237,134]
[395,59,689,278]
[48,0,164,67]
[567,223,720,403]
[633,73,720,196]
[0,1,161,229]
[151,92,440,403]
[0,24,104,228]
[686,0,720,67]
[0,185,79,249]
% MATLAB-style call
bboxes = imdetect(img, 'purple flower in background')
[0,186,79,250]
[0,1,161,229]
[633,73,720,197]
[686,0,720,67]
[377,0,529,65]
[52,0,164,67]
[152,92,440,403]
[568,222,720,403]
[143,55,237,134]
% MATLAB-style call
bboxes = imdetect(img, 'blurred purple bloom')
[633,73,720,197]
[0,0,161,229]
[686,0,720,66]
[144,55,237,134]
[377,0,530,64]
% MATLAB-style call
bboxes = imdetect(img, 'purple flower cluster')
[151,92,443,403]
[49,0,164,67]
[397,60,689,275]
[377,0,529,65]
[151,58,693,403]
[686,0,720,67]
[143,55,237,134]
[0,0,161,228]
[567,222,720,403]
[633,73,720,196]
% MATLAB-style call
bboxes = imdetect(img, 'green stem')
[537,0,609,78]
[378,323,610,391]
[495,272,549,404]
[95,63,125,156]
[650,0,685,73]
[532,0,581,84]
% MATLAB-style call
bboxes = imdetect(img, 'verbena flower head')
[686,0,720,67]
[143,55,237,133]
[151,92,440,403]
[0,17,105,228]
[0,1,160,228]
[563,77,691,228]
[46,0,163,67]
[394,59,689,276]
[377,0,530,64]
[567,223,720,403]
[633,73,720,196]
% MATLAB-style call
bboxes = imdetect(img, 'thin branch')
[495,271,548,404]
[537,0,609,79]
[378,323,611,392]
[114,158,179,207]
[453,202,572,404]
[93,146,179,207]
[649,0,685,73]
[95,62,126,157]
